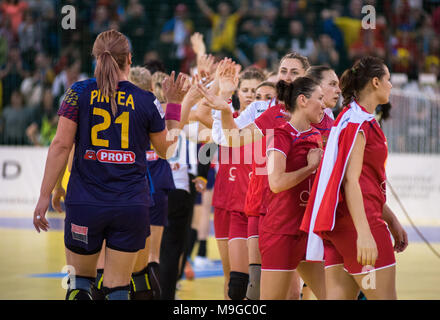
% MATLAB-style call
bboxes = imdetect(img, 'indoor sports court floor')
[0,211,439,300]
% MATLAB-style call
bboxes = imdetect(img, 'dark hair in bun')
[276,77,320,112]
[340,56,387,106]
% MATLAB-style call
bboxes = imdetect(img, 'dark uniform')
[57,79,165,254]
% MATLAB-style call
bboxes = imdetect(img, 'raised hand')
[191,32,206,57]
[218,59,240,94]
[196,83,230,112]
[183,74,208,106]
[197,54,216,79]
[162,71,191,104]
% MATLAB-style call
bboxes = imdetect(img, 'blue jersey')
[58,79,165,206]
[146,145,175,191]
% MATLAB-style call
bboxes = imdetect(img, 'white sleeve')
[211,101,270,146]
[234,101,259,129]
[211,108,232,146]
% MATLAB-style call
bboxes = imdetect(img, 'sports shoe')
[194,256,215,269]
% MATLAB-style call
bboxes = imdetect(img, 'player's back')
[58,79,166,206]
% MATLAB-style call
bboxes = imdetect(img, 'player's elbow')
[268,176,283,194]
[155,143,174,160]
[50,136,73,154]
[342,174,360,192]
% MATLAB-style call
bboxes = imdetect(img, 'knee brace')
[66,289,93,300]
[130,266,153,300]
[102,285,131,300]
[228,271,249,300]
[65,275,94,300]
[91,269,105,300]
[246,264,261,300]
[146,262,162,300]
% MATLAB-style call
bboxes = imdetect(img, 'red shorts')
[323,224,396,275]
[214,207,230,240]
[229,211,248,241]
[247,215,260,239]
[259,231,307,271]
[214,208,248,241]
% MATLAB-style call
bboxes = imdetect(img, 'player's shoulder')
[274,121,292,136]
[70,78,97,95]
[310,126,322,136]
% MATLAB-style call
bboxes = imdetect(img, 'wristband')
[165,103,181,121]
[196,176,208,185]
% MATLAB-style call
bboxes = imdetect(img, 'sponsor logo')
[146,150,159,161]
[97,149,136,164]
[84,150,96,161]
[71,223,88,244]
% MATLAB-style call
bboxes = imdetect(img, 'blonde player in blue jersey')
[33,30,192,300]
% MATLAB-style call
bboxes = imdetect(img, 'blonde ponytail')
[92,30,130,116]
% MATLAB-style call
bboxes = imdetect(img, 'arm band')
[165,103,182,121]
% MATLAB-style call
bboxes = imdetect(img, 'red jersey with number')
[263,123,323,235]
[334,119,388,231]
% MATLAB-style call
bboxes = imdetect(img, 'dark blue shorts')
[149,189,168,227]
[65,204,150,255]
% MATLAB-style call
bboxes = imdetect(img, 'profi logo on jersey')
[71,223,88,244]
[146,150,159,161]
[97,150,136,164]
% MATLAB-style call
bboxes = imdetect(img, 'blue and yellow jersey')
[146,143,175,192]
[57,79,165,206]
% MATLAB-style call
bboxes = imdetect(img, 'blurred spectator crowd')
[0,0,440,145]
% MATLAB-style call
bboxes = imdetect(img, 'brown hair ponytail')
[92,30,130,116]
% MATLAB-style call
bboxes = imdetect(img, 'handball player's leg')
[297,261,326,300]
[102,247,137,300]
[260,270,294,300]
[325,265,359,300]
[216,239,231,300]
[352,265,397,300]
[65,247,101,300]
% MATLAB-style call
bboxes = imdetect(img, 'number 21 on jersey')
[91,107,129,149]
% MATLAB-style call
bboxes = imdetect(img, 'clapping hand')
[162,71,191,104]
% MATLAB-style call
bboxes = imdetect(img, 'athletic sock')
[197,240,207,257]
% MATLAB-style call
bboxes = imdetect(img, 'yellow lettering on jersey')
[117,91,126,106]
[126,94,134,110]
[91,107,111,147]
[90,90,98,105]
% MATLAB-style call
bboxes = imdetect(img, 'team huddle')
[32,29,408,300]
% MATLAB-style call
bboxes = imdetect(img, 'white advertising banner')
[0,146,48,215]
[386,154,440,225]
